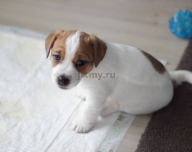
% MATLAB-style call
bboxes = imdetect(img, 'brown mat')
[136,38,192,152]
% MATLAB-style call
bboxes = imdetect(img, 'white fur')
[51,31,192,133]
[169,70,192,85]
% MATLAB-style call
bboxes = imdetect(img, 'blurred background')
[0,0,191,151]
[0,0,191,71]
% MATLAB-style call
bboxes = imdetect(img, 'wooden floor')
[0,0,191,151]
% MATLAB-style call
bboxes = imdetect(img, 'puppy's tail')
[169,70,192,88]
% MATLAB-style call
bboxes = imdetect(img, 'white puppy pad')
[0,25,137,152]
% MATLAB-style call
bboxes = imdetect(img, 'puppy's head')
[45,30,107,89]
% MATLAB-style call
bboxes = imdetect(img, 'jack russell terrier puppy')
[45,30,192,133]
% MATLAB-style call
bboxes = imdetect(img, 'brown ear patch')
[141,50,165,74]
[89,34,107,67]
[45,30,64,58]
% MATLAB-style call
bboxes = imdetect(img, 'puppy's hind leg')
[100,101,120,117]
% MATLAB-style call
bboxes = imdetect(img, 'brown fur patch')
[45,29,64,58]
[72,32,107,74]
[72,32,94,74]
[89,34,107,67]
[45,30,77,67]
[172,79,177,89]
[141,50,165,74]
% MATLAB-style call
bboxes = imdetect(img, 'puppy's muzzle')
[57,75,70,87]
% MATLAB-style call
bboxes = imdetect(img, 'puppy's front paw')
[71,117,94,133]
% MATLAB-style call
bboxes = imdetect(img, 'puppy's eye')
[53,55,61,62]
[76,60,86,67]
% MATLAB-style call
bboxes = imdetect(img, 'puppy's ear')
[89,34,107,67]
[45,30,64,58]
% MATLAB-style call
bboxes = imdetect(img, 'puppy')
[45,30,192,133]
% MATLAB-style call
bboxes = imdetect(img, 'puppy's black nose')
[58,75,70,86]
